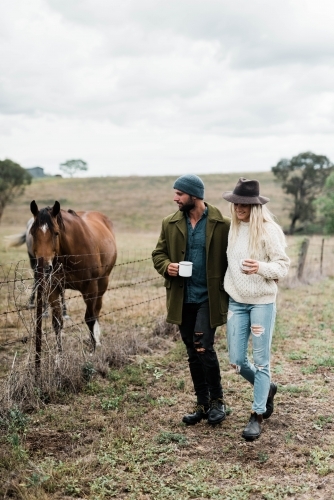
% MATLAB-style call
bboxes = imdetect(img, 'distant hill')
[3,171,290,233]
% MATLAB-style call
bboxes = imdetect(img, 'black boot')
[182,404,209,425]
[207,398,226,425]
[242,412,263,441]
[263,383,277,419]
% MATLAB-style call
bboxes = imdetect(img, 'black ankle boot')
[182,404,209,425]
[207,399,226,425]
[263,383,277,419]
[242,412,263,441]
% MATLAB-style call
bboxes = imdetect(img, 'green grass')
[1,173,334,498]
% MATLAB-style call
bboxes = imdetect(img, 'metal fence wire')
[0,236,334,378]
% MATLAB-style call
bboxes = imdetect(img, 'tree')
[315,171,334,235]
[0,159,32,223]
[59,159,88,178]
[271,152,334,234]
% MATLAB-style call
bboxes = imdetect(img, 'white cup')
[178,261,193,277]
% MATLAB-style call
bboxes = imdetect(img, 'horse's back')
[71,210,117,270]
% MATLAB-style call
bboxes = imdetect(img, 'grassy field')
[1,173,334,499]
[0,170,290,233]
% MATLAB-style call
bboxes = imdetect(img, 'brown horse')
[30,200,117,352]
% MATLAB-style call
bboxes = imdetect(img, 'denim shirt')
[184,207,208,303]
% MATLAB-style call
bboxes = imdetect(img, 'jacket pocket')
[219,280,228,316]
[164,279,171,289]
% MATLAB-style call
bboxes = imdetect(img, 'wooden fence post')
[320,238,325,275]
[297,238,310,280]
[35,257,44,382]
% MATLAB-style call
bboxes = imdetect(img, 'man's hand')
[167,263,179,276]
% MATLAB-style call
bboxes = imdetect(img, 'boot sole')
[182,416,208,425]
[242,432,260,441]
[207,415,226,425]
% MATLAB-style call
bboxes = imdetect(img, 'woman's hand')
[242,259,259,274]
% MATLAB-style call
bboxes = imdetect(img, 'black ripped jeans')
[179,301,223,407]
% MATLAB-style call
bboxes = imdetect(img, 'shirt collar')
[186,206,208,221]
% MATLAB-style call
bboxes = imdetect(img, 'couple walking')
[152,174,290,441]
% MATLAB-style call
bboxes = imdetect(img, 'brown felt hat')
[222,177,270,205]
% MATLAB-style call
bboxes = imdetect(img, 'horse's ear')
[51,201,61,217]
[30,200,38,216]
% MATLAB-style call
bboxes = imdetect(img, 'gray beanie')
[173,174,205,199]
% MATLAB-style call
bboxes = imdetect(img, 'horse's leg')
[49,289,63,353]
[28,254,37,308]
[61,289,69,319]
[91,276,109,347]
[82,278,107,350]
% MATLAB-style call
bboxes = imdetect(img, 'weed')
[285,431,293,444]
[65,480,82,497]
[258,451,269,463]
[315,356,334,367]
[301,365,317,374]
[100,396,122,410]
[156,431,187,446]
[314,415,333,430]
[82,362,96,381]
[279,384,306,394]
[288,351,308,360]
[90,475,118,497]
[309,447,334,476]
[176,379,185,390]
[27,472,50,487]
[156,396,177,406]
[153,367,165,380]
[1,407,29,433]
[107,370,121,382]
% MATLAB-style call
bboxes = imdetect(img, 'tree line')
[0,153,333,234]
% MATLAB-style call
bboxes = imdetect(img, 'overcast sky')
[1,0,334,177]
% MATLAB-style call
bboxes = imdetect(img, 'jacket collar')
[169,203,224,223]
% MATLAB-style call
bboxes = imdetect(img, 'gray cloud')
[1,0,334,176]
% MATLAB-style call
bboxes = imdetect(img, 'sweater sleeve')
[257,223,290,280]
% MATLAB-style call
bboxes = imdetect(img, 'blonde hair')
[229,203,286,258]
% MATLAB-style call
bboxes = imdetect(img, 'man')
[152,174,230,425]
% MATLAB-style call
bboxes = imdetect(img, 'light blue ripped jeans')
[227,298,276,415]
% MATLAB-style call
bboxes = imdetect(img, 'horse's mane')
[67,209,79,217]
[30,207,66,236]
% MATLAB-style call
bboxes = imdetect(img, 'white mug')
[179,261,193,277]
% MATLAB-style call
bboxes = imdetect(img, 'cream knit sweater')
[224,221,290,304]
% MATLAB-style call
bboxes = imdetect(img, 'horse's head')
[30,200,64,275]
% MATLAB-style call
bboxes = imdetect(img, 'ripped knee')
[230,363,241,374]
[194,332,205,353]
[251,324,265,336]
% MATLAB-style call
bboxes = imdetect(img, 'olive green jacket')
[152,203,230,327]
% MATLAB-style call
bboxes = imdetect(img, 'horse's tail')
[4,232,27,248]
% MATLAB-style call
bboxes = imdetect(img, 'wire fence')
[283,235,334,286]
[0,249,166,371]
[0,236,334,381]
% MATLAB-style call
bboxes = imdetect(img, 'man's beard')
[179,198,195,212]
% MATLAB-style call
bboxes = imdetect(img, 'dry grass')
[0,276,333,499]
[1,173,334,499]
[1,171,289,233]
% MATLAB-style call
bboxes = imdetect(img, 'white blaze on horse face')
[93,321,101,346]
[34,224,54,267]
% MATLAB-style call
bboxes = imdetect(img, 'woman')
[223,177,290,441]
